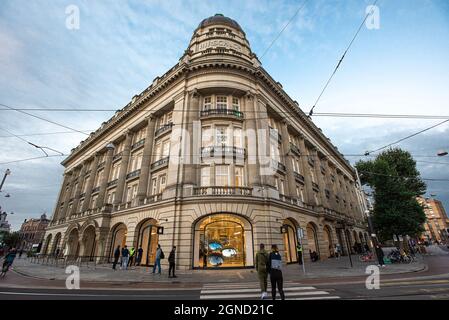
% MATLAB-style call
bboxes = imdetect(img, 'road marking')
[201,286,316,294]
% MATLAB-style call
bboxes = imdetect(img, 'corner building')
[43,14,369,270]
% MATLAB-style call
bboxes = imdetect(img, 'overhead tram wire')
[308,0,380,117]
[359,170,449,182]
[364,119,449,156]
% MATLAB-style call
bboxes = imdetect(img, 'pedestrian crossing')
[200,281,340,300]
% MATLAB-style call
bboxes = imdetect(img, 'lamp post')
[0,169,11,192]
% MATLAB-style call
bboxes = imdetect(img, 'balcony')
[290,143,300,156]
[131,138,145,151]
[144,193,163,204]
[200,108,244,120]
[271,159,286,173]
[312,182,319,191]
[92,186,100,194]
[194,186,252,196]
[201,145,245,159]
[80,192,86,198]
[308,156,315,167]
[97,161,106,169]
[155,122,173,138]
[320,165,326,174]
[269,127,282,144]
[151,156,169,171]
[107,179,118,187]
[294,172,305,184]
[126,169,141,180]
[113,151,123,162]
[325,189,330,199]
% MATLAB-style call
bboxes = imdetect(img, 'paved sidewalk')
[10,255,426,285]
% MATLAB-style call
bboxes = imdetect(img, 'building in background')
[0,212,11,233]
[18,213,50,251]
[42,14,368,269]
[418,197,449,243]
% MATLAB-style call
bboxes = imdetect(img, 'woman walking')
[267,244,285,300]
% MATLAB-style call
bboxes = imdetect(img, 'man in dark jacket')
[121,246,130,270]
[255,243,269,299]
[267,244,285,300]
[168,246,177,278]
[136,246,143,266]
[112,245,120,270]
[376,245,385,267]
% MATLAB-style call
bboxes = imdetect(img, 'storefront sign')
[157,226,164,235]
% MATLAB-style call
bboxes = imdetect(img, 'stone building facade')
[418,197,449,243]
[18,213,50,251]
[42,14,368,269]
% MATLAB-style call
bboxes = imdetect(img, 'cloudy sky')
[0,0,448,230]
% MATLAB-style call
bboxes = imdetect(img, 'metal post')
[0,169,11,192]
[344,228,353,268]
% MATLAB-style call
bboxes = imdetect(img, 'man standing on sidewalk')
[136,246,143,266]
[296,243,303,265]
[152,244,163,275]
[255,243,269,299]
[267,244,285,300]
[128,247,135,267]
[112,245,121,270]
[121,245,130,270]
[168,246,177,278]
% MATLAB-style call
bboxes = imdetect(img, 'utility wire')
[364,119,449,155]
[308,0,379,117]
[359,170,449,182]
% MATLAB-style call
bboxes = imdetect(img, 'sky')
[0,0,448,230]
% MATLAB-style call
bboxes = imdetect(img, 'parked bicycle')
[388,249,412,264]
[358,251,375,262]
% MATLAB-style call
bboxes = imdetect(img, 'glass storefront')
[194,214,253,268]
[110,224,127,260]
[137,219,159,266]
[282,220,298,263]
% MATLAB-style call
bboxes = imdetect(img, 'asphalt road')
[0,255,448,300]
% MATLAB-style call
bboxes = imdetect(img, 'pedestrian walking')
[18,249,23,259]
[152,244,163,274]
[1,248,17,277]
[112,245,121,270]
[255,243,269,299]
[168,246,177,278]
[375,244,385,267]
[128,247,135,267]
[296,243,303,265]
[121,245,130,270]
[136,246,143,266]
[267,244,285,300]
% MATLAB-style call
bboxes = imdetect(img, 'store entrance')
[137,219,159,266]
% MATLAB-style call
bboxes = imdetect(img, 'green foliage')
[356,148,426,241]
[1,231,21,248]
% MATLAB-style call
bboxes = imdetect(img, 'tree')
[1,231,21,248]
[356,148,426,242]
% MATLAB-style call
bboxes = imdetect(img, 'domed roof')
[197,13,244,33]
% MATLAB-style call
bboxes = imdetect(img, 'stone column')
[314,151,328,208]
[183,90,200,188]
[245,94,261,187]
[81,154,100,212]
[281,121,297,198]
[298,136,316,206]
[96,148,114,208]
[114,130,133,205]
[61,171,75,219]
[324,160,338,210]
[137,115,157,204]
[71,164,87,215]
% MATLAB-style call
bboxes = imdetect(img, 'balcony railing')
[144,193,163,204]
[271,159,286,173]
[194,186,252,196]
[290,143,300,156]
[201,146,245,158]
[294,171,305,184]
[126,169,141,180]
[308,156,315,167]
[131,138,145,151]
[97,161,106,169]
[312,182,319,191]
[151,156,169,171]
[92,186,100,194]
[80,192,86,198]
[107,179,118,187]
[113,151,123,162]
[155,122,173,137]
[200,108,244,119]
[325,189,330,199]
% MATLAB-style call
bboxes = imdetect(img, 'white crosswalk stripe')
[200,281,340,300]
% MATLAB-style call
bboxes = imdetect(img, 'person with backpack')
[255,243,269,299]
[168,246,177,278]
[121,245,130,270]
[152,244,163,274]
[112,245,121,270]
[267,244,285,300]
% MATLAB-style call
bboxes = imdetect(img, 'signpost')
[297,227,306,274]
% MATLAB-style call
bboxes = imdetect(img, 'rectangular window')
[159,175,167,192]
[162,140,170,157]
[296,186,304,202]
[91,195,97,208]
[216,96,227,109]
[154,143,161,161]
[235,167,244,186]
[279,179,285,195]
[132,184,138,199]
[204,96,212,110]
[233,127,242,148]
[202,126,213,148]
[232,97,239,111]
[78,199,84,212]
[165,111,173,124]
[215,165,229,186]
[216,126,228,145]
[151,178,157,195]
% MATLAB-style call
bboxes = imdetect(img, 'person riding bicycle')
[1,248,17,276]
